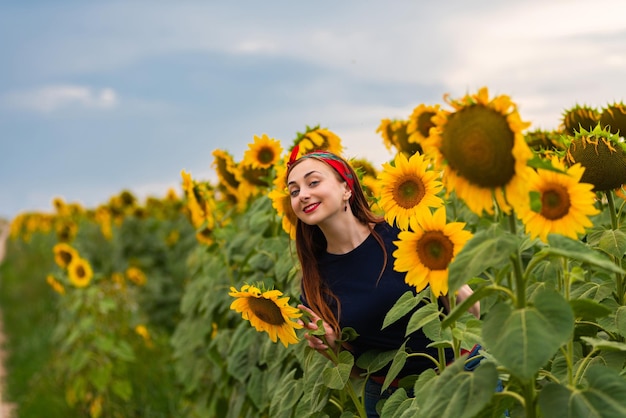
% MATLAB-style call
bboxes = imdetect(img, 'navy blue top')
[310,222,449,377]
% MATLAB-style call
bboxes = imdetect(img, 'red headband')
[287,145,355,194]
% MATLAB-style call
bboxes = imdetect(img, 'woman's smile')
[303,202,321,214]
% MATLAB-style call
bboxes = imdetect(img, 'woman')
[286,148,478,417]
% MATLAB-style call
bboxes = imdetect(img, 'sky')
[1,0,626,220]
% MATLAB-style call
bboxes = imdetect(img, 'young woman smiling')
[286,148,478,417]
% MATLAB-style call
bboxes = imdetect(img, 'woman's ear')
[343,182,352,199]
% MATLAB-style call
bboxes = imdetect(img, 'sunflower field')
[2,87,626,418]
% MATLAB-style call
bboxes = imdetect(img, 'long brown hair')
[287,153,385,337]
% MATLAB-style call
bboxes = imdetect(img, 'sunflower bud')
[564,125,626,191]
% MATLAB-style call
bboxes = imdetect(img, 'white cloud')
[3,85,118,113]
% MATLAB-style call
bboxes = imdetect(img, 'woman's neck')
[320,218,371,255]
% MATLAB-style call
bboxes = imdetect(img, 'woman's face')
[287,158,350,226]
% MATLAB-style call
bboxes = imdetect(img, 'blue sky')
[1,1,625,220]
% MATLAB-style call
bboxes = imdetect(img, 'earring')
[344,202,348,212]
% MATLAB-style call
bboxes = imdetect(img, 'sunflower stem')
[321,342,367,418]
[606,191,625,306]
[560,257,576,387]
[507,213,526,308]
[606,190,619,230]
[522,378,538,418]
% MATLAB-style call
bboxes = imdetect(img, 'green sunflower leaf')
[356,349,396,375]
[482,289,574,380]
[598,229,626,259]
[543,234,625,274]
[415,359,499,418]
[382,341,408,392]
[448,224,520,293]
[538,366,626,418]
[569,298,612,319]
[379,389,416,418]
[322,350,354,390]
[382,291,423,329]
[580,337,626,352]
[405,303,440,337]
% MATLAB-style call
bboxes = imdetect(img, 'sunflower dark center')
[248,297,286,326]
[243,166,270,186]
[258,147,276,165]
[394,177,426,209]
[441,105,516,188]
[216,158,240,189]
[540,186,571,220]
[60,251,73,265]
[395,122,422,155]
[418,111,436,138]
[76,265,86,279]
[199,226,212,238]
[416,231,454,270]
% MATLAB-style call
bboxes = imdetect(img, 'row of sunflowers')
[2,87,626,417]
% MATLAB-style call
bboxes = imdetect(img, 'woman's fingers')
[298,304,319,322]
[297,305,331,350]
[303,333,328,350]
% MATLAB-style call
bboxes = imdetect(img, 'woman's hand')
[297,304,338,352]
[457,284,480,319]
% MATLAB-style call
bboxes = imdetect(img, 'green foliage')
[171,196,307,417]
[0,232,71,417]
[1,206,192,417]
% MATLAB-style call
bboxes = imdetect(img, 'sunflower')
[376,118,422,156]
[424,87,533,216]
[293,126,343,157]
[95,206,113,240]
[407,104,440,145]
[376,119,396,152]
[195,225,215,246]
[378,152,444,230]
[237,165,271,200]
[268,162,298,239]
[181,170,218,235]
[126,266,147,286]
[599,102,626,137]
[68,257,93,288]
[562,104,600,135]
[55,219,78,242]
[134,325,153,347]
[53,242,79,269]
[212,149,241,197]
[524,129,567,155]
[564,125,626,191]
[46,274,65,295]
[242,134,283,169]
[181,170,205,227]
[229,284,303,347]
[393,206,473,297]
[515,157,599,243]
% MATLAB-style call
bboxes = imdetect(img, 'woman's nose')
[299,188,310,200]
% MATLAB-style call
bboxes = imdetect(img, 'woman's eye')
[309,180,319,187]
[290,189,299,197]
